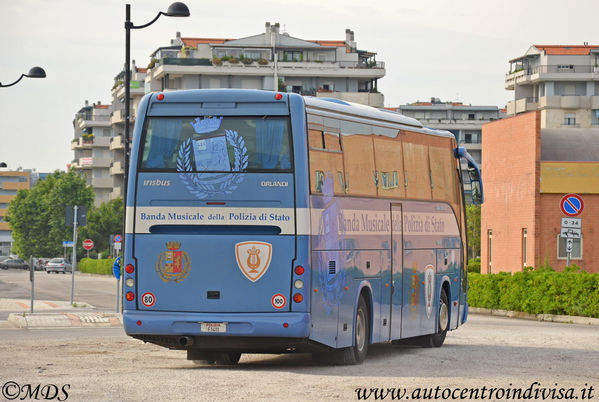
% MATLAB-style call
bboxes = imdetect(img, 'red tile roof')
[182,37,232,46]
[94,104,109,109]
[310,40,346,47]
[535,45,599,55]
[136,67,147,73]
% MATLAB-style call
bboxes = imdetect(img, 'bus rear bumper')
[124,310,310,339]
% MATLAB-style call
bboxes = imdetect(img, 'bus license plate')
[200,322,227,333]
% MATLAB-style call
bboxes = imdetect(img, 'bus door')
[389,204,403,339]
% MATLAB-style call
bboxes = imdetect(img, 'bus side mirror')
[468,167,482,205]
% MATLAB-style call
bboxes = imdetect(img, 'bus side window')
[403,134,432,200]
[307,120,345,195]
[373,135,405,198]
[429,140,459,209]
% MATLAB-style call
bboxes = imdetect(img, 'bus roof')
[303,96,455,139]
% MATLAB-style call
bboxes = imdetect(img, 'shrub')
[468,266,599,318]
[78,258,116,275]
[467,258,481,273]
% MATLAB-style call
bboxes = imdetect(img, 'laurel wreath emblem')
[176,129,248,198]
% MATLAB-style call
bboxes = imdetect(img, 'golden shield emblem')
[235,241,272,282]
[156,241,191,283]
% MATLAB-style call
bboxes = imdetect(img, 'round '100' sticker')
[141,292,156,307]
[271,293,286,309]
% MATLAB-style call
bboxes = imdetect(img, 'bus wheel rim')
[356,309,365,351]
[439,301,449,332]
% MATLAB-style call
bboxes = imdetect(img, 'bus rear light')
[283,322,289,328]
[126,292,135,301]
[137,321,142,326]
[125,264,134,274]
[293,293,303,303]
[275,93,283,100]
[126,278,134,287]
[157,93,165,100]
[294,265,304,275]
[294,280,303,289]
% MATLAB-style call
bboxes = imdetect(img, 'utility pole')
[71,206,78,305]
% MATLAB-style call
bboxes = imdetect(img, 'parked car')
[0,258,29,270]
[34,258,51,271]
[45,258,72,274]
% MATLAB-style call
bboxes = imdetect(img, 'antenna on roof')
[282,24,287,34]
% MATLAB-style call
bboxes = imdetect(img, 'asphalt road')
[0,268,118,318]
[1,314,598,400]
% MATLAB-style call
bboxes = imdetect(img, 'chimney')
[273,23,280,34]
[85,100,89,107]
[345,29,356,52]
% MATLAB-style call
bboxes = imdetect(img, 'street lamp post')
[122,2,189,247]
[0,67,46,88]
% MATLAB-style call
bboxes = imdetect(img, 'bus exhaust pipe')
[179,336,194,347]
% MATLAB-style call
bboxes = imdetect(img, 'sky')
[1,0,598,172]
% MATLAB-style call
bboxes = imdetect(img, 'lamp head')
[166,2,190,17]
[26,66,46,79]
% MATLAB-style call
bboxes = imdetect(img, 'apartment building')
[482,45,599,273]
[0,168,30,256]
[506,44,599,126]
[392,98,505,203]
[108,63,147,201]
[144,23,385,107]
[71,101,113,206]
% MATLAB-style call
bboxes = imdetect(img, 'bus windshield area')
[140,116,292,172]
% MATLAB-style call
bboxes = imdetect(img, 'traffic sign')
[560,227,581,239]
[566,238,574,253]
[561,218,581,229]
[113,256,121,280]
[560,194,584,217]
[62,241,74,247]
[114,242,122,250]
[114,234,122,243]
[82,239,94,250]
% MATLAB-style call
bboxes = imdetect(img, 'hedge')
[468,266,599,318]
[78,258,116,275]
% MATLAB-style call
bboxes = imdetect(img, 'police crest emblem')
[235,241,272,282]
[156,241,191,283]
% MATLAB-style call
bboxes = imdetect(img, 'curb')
[7,312,123,329]
[469,307,599,326]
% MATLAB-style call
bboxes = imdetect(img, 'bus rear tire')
[312,296,369,365]
[421,289,449,348]
[215,352,241,365]
[188,351,241,365]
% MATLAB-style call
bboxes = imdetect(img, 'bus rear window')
[140,116,292,172]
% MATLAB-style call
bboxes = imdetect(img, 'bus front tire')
[421,289,449,348]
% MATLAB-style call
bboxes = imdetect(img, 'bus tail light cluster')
[293,265,305,303]
[126,292,135,301]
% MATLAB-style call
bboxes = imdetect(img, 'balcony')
[507,97,539,115]
[76,114,111,130]
[111,109,136,125]
[316,91,384,107]
[110,136,124,150]
[71,157,111,169]
[506,64,599,90]
[91,177,113,189]
[71,136,110,150]
[109,186,123,200]
[110,161,124,176]
[150,58,385,81]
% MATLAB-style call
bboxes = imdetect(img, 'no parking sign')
[560,194,584,217]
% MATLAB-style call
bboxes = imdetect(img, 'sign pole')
[29,255,34,313]
[71,206,78,305]
[116,250,120,313]
[567,251,571,267]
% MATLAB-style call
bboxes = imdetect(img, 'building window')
[468,113,475,120]
[488,230,493,274]
[557,235,583,260]
[522,228,527,268]
[564,113,576,126]
[464,132,480,144]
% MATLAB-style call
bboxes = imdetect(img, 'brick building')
[482,44,599,274]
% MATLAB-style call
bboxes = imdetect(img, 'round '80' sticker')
[271,293,286,309]
[141,292,156,307]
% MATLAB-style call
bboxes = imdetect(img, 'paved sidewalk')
[7,312,122,328]
[0,298,94,311]
[469,306,599,326]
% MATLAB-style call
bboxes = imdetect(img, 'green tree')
[79,198,123,257]
[466,204,481,260]
[7,170,94,258]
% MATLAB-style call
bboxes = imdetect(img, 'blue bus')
[123,89,482,365]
